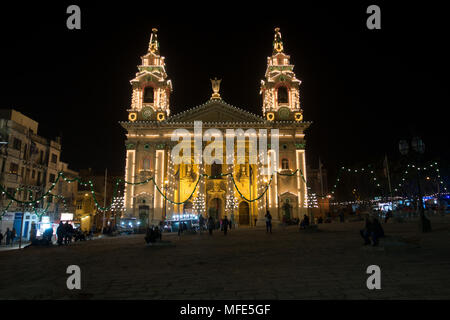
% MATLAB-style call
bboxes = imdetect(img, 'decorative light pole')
[163,179,168,222]
[263,177,269,213]
[399,137,431,232]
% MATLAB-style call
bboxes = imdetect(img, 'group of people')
[0,228,17,246]
[145,225,162,245]
[206,215,232,235]
[299,214,310,229]
[360,216,385,246]
[56,221,75,245]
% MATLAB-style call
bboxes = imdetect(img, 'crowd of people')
[0,228,17,246]
[55,222,90,245]
[360,216,385,246]
[205,215,232,236]
[145,225,162,245]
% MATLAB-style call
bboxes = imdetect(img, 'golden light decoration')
[157,112,165,121]
[129,112,137,122]
[267,112,275,121]
[294,112,303,122]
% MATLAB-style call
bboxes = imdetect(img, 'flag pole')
[101,168,107,234]
[385,154,394,210]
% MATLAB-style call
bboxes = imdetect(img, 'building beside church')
[0,110,78,237]
[120,28,311,227]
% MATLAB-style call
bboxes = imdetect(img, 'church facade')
[120,28,311,226]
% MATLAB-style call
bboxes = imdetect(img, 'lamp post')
[426,176,441,214]
[163,179,168,222]
[399,137,431,232]
[263,177,269,214]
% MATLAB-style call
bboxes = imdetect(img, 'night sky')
[1,2,447,180]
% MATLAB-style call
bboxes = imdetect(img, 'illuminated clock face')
[141,107,154,120]
[278,107,290,120]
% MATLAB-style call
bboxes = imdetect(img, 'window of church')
[142,158,150,170]
[211,162,222,178]
[282,158,289,170]
[143,87,154,103]
[277,86,289,104]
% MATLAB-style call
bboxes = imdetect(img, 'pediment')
[167,99,265,123]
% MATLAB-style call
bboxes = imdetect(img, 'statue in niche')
[240,164,247,176]
[282,198,292,221]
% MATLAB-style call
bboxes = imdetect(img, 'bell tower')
[127,28,173,122]
[260,27,303,122]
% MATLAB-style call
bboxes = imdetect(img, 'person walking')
[339,210,345,223]
[177,222,183,236]
[222,215,229,236]
[63,222,70,244]
[10,228,16,246]
[67,223,74,243]
[265,211,272,233]
[5,228,11,245]
[0,231,3,245]
[207,216,214,236]
[56,222,64,246]
[199,214,205,234]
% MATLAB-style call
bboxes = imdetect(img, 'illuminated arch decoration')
[266,112,275,121]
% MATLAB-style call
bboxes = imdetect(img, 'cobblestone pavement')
[1,217,450,300]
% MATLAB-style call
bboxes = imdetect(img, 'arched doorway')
[238,201,250,225]
[208,198,222,220]
[139,205,150,225]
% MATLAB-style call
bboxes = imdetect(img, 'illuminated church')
[120,28,310,226]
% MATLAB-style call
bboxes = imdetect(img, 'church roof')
[167,99,266,123]
[120,98,312,130]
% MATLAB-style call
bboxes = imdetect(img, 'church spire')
[261,28,303,122]
[148,28,160,54]
[127,29,172,122]
[273,27,284,54]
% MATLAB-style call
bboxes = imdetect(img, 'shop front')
[165,213,199,232]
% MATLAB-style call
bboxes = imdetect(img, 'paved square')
[1,217,450,299]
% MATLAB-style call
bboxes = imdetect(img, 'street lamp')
[425,176,441,214]
[163,179,168,222]
[263,177,269,215]
[398,137,431,232]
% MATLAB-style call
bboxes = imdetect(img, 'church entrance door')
[208,198,222,221]
[139,205,150,225]
[238,201,250,225]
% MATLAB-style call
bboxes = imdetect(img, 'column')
[153,149,166,223]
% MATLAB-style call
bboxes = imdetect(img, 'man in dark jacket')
[265,211,272,233]
[5,228,11,245]
[360,217,372,245]
[56,222,64,246]
[207,216,214,236]
[370,218,384,246]
[222,216,229,235]
[10,228,16,245]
